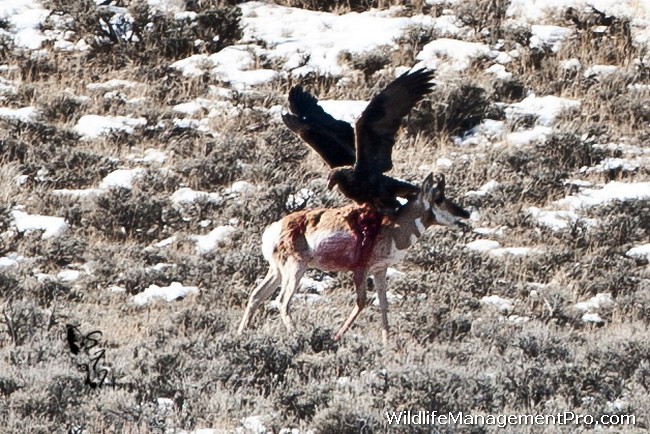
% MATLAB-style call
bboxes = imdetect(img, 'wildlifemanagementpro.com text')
[385,410,636,428]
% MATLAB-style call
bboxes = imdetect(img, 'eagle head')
[327,168,351,190]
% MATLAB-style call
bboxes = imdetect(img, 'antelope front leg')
[333,269,368,341]
[373,269,390,345]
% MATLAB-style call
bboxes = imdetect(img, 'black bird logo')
[65,324,82,355]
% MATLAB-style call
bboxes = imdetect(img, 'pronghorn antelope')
[238,173,469,343]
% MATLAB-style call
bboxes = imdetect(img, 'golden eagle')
[282,68,435,212]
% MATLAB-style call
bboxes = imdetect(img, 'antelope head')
[420,173,471,228]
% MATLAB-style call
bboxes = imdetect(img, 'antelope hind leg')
[238,266,281,334]
[277,259,307,333]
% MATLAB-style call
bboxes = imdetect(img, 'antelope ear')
[422,173,434,193]
[436,174,445,193]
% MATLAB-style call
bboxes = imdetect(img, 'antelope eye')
[434,195,444,204]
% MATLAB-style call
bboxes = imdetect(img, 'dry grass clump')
[175,141,251,189]
[468,133,605,207]
[563,7,636,66]
[0,119,119,189]
[43,0,243,65]
[341,48,392,79]
[274,0,426,14]
[82,243,171,294]
[311,399,383,433]
[39,94,87,124]
[1,264,79,307]
[585,200,650,247]
[539,133,605,169]
[14,230,88,270]
[81,185,182,242]
[492,77,526,102]
[407,82,491,140]
[456,0,509,44]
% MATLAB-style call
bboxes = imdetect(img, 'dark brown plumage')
[282,68,435,211]
[282,86,356,168]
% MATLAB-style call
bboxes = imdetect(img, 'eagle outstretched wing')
[281,86,356,168]
[354,68,435,174]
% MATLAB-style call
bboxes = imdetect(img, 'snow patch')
[0,106,39,122]
[225,180,257,196]
[466,180,499,197]
[372,290,403,306]
[436,158,453,169]
[192,226,236,253]
[626,244,650,262]
[286,188,314,210]
[416,38,492,73]
[238,2,447,77]
[485,64,512,80]
[171,46,278,89]
[11,209,67,239]
[318,100,367,124]
[132,282,199,306]
[527,207,596,231]
[171,188,221,206]
[74,115,147,140]
[580,158,639,174]
[0,252,25,268]
[157,397,175,412]
[582,312,605,324]
[489,247,534,257]
[506,95,580,126]
[560,58,581,71]
[506,126,552,146]
[454,119,505,146]
[99,168,145,189]
[467,239,533,257]
[108,285,126,293]
[575,293,613,312]
[481,295,513,313]
[0,1,49,49]
[555,181,650,210]
[530,24,572,52]
[239,415,268,434]
[57,269,81,283]
[473,226,505,237]
[466,239,501,252]
[0,77,17,96]
[584,64,619,79]
[87,79,141,92]
[53,168,145,196]
[386,267,406,279]
[128,148,169,164]
[299,275,333,293]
